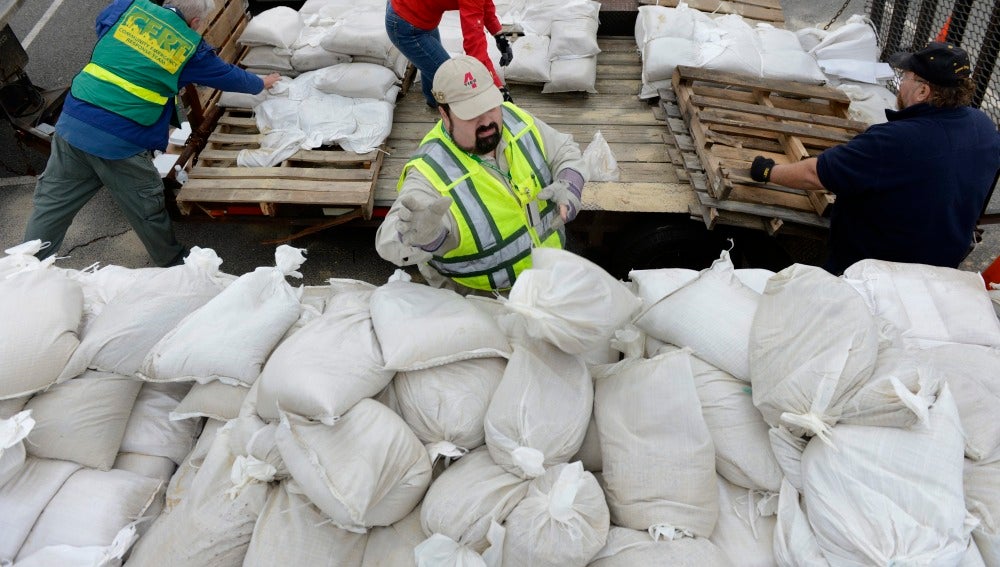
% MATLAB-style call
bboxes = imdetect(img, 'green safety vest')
[71,0,200,126]
[399,103,564,291]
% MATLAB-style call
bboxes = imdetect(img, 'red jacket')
[391,0,503,87]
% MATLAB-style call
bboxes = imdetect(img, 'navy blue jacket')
[57,0,264,156]
[817,103,1000,275]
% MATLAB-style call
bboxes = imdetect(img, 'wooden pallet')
[636,0,784,25]
[670,65,868,233]
[175,108,384,226]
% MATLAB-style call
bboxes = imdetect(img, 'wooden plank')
[695,191,830,228]
[197,148,379,165]
[178,181,372,205]
[697,111,859,144]
[189,166,374,182]
[688,94,868,132]
[676,66,852,103]
[637,0,784,23]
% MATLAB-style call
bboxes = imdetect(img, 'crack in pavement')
[64,228,133,256]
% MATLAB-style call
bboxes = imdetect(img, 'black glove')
[495,34,513,67]
[750,156,776,183]
[499,86,513,103]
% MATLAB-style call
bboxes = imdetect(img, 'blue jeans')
[385,2,451,108]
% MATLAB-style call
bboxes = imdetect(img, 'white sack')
[15,468,162,561]
[218,89,269,109]
[362,504,424,567]
[59,247,229,380]
[0,458,81,563]
[641,36,699,83]
[750,263,878,440]
[0,240,54,278]
[371,281,511,371]
[837,81,898,125]
[502,462,609,567]
[773,478,829,567]
[571,411,602,473]
[634,250,757,380]
[589,527,732,566]
[0,410,33,489]
[710,476,777,567]
[583,130,620,182]
[505,34,551,83]
[291,44,352,72]
[628,267,699,308]
[244,481,368,567]
[0,268,82,398]
[915,344,1000,461]
[838,345,941,428]
[485,341,591,479]
[340,99,394,154]
[844,259,1000,348]
[25,371,142,471]
[801,385,973,565]
[319,8,392,58]
[0,397,29,420]
[162,418,223,514]
[757,24,826,83]
[170,380,249,421]
[241,46,294,71]
[13,524,137,567]
[139,246,306,386]
[113,453,177,483]
[697,15,762,78]
[592,349,718,537]
[634,4,709,45]
[965,457,1000,566]
[542,56,597,93]
[548,15,600,60]
[119,382,198,465]
[808,15,889,83]
[312,62,399,100]
[275,400,432,532]
[503,248,641,363]
[256,280,391,424]
[421,447,529,553]
[394,358,506,461]
[414,522,505,567]
[239,6,302,49]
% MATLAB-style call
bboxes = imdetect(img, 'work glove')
[499,86,514,103]
[495,34,513,67]
[397,194,453,249]
[750,156,776,183]
[538,179,582,224]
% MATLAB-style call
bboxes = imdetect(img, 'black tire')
[608,218,729,279]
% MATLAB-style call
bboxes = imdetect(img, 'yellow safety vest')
[399,103,564,291]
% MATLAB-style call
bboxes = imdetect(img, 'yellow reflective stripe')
[81,63,169,105]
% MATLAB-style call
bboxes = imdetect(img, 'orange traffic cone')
[982,253,1000,290]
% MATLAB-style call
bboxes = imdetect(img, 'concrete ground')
[1,0,997,283]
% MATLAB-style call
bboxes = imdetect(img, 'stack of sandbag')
[633,3,826,99]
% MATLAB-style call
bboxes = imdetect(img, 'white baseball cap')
[432,55,503,120]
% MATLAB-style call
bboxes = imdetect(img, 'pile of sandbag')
[2,237,1000,566]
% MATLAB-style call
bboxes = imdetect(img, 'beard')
[896,92,904,110]
[450,122,501,155]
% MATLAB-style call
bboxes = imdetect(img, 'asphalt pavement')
[1,0,997,284]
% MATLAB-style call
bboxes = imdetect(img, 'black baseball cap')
[889,41,972,87]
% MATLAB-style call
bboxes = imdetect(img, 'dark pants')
[385,1,451,108]
[23,134,185,267]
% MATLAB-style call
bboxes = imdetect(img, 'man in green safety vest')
[22,0,280,267]
[376,55,587,293]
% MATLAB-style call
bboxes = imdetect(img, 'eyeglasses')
[896,71,929,86]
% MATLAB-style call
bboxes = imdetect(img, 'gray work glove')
[397,193,453,249]
[538,179,582,224]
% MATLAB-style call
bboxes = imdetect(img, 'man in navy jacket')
[749,42,1000,275]
[23,0,279,266]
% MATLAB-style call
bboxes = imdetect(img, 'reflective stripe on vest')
[400,103,563,290]
[80,63,169,105]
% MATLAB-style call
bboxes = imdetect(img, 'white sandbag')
[757,23,826,84]
[319,8,392,59]
[13,524,137,567]
[844,259,1000,348]
[589,527,732,566]
[394,358,506,462]
[837,81,897,125]
[241,45,293,71]
[340,99,395,153]
[965,457,1000,566]
[291,44,352,71]
[641,36,699,83]
[750,263,878,440]
[113,453,177,483]
[583,130,619,182]
[162,418,223,514]
[59,247,230,380]
[634,4,708,45]
[838,345,941,428]
[218,89,269,109]
[126,417,272,567]
[773,478,829,567]
[634,250,757,380]
[628,267,699,309]
[548,15,600,60]
[0,268,82,398]
[371,281,511,371]
[170,380,249,421]
[256,280,391,424]
[244,481,368,567]
[592,349,718,538]
[0,396,29,419]
[312,62,399,100]
[0,410,33,490]
[503,248,641,363]
[485,341,592,479]
[808,15,887,83]
[68,263,163,327]
[421,447,529,553]
[697,15,762,78]
[571,411,602,473]
[239,6,302,49]
[0,457,81,563]
[275,400,432,532]
[505,34,551,83]
[414,521,505,567]
[299,0,355,17]
[688,352,782,492]
[710,476,777,567]
[24,371,142,471]
[0,240,54,278]
[502,462,609,567]
[915,344,1000,461]
[801,386,973,565]
[119,382,198,465]
[362,504,424,567]
[15,468,162,561]
[139,246,306,386]
[542,56,597,93]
